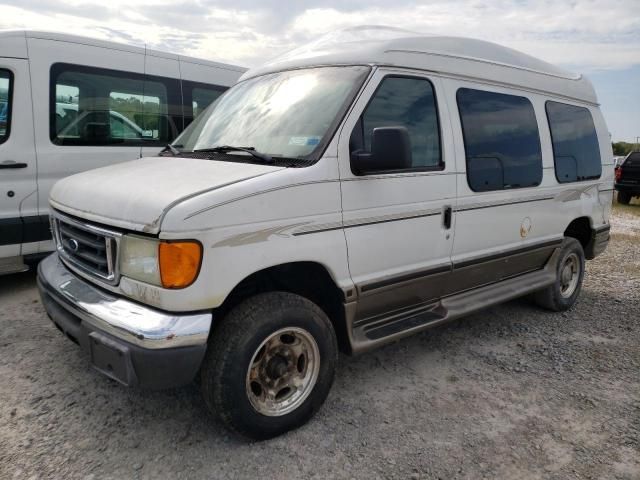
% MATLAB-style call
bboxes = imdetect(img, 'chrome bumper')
[37,253,212,350]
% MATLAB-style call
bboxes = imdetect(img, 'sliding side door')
[445,81,561,294]
[0,59,38,262]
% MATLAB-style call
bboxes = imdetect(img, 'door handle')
[0,161,28,169]
[442,205,452,230]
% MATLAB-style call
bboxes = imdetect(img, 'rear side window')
[350,76,442,171]
[0,69,13,144]
[546,101,601,182]
[457,88,542,192]
[50,63,182,146]
[192,87,224,118]
[183,81,227,128]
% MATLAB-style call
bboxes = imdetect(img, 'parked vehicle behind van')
[615,151,640,204]
[0,31,246,274]
[38,28,613,439]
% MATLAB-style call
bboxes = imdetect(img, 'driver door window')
[350,76,442,172]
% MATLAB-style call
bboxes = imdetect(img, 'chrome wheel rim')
[560,253,580,298]
[245,327,320,417]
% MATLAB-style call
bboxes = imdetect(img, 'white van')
[37,29,613,439]
[0,31,246,274]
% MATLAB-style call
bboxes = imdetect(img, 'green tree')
[612,142,636,156]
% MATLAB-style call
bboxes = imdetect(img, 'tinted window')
[50,64,182,146]
[183,81,227,128]
[351,76,441,170]
[192,87,224,118]
[0,69,12,143]
[546,101,601,182]
[457,88,542,192]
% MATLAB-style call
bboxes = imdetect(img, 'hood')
[50,157,283,233]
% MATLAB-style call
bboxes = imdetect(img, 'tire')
[617,191,631,205]
[200,292,338,440]
[533,237,585,312]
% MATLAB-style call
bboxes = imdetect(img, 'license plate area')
[88,331,137,386]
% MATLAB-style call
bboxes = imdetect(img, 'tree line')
[612,142,638,156]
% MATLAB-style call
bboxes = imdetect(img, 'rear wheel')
[533,237,585,312]
[200,292,338,439]
[617,191,631,205]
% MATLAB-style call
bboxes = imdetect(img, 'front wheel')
[533,237,585,312]
[200,292,338,439]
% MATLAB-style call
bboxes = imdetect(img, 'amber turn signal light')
[158,241,202,289]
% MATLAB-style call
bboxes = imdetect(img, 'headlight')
[120,236,202,289]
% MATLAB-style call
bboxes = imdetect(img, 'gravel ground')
[1,205,639,480]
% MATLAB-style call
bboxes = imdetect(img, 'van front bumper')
[37,254,212,389]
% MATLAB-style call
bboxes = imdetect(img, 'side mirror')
[351,126,412,175]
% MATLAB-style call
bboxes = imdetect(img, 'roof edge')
[0,29,245,72]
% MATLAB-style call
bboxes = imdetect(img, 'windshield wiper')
[161,144,182,156]
[193,145,273,164]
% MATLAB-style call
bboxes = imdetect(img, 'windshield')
[174,66,370,162]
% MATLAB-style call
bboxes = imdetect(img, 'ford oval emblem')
[67,238,79,252]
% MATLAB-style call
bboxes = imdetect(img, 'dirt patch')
[0,209,639,479]
[611,196,640,236]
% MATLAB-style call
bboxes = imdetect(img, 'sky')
[1,0,639,142]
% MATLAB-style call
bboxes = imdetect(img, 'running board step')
[350,248,560,353]
[0,256,29,275]
[364,308,445,340]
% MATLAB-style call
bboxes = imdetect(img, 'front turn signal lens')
[159,241,202,289]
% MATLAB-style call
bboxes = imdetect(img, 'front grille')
[52,211,121,284]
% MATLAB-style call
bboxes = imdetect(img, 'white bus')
[0,30,246,274]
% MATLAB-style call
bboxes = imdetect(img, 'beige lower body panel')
[347,246,562,354]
